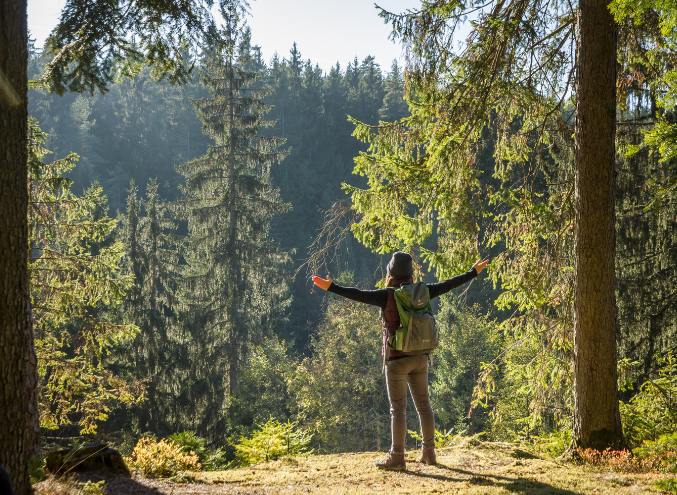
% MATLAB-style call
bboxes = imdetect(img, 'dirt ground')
[35,441,671,494]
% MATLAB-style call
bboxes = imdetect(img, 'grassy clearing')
[36,440,671,494]
[192,441,667,494]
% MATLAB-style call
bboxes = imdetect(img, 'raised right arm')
[326,283,388,309]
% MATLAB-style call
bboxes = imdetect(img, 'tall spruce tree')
[27,119,141,437]
[175,3,290,439]
[572,0,622,450]
[120,179,180,435]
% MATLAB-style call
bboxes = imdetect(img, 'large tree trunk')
[0,0,33,492]
[571,0,624,450]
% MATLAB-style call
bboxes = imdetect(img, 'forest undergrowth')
[35,439,672,494]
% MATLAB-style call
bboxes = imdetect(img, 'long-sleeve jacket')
[326,268,478,310]
[327,268,478,358]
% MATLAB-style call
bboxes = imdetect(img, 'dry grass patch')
[192,441,668,494]
[36,441,671,494]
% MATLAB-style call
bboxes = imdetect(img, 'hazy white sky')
[27,0,420,73]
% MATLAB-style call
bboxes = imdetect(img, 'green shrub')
[125,437,200,477]
[633,432,677,474]
[621,351,677,447]
[234,418,312,464]
[656,478,677,494]
[169,430,228,471]
[79,480,106,495]
[532,429,572,457]
[288,284,391,453]
[408,428,463,449]
[430,300,501,436]
[28,454,46,484]
[231,337,296,429]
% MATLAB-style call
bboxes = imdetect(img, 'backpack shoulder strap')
[391,287,410,327]
[382,288,397,319]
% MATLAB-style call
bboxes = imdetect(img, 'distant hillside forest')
[28,36,405,348]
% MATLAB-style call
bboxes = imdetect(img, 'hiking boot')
[375,451,406,470]
[418,448,437,465]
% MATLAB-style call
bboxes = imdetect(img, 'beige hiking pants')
[385,354,435,453]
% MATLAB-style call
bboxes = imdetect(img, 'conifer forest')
[2,0,677,493]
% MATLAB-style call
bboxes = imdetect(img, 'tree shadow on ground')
[404,463,583,494]
[68,470,166,495]
[50,464,586,494]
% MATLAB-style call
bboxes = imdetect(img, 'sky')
[27,0,420,74]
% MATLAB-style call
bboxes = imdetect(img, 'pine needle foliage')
[611,0,677,208]
[27,118,142,434]
[34,0,217,95]
[345,0,579,434]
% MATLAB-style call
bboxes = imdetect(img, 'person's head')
[384,251,414,288]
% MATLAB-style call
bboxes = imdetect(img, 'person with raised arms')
[313,252,489,470]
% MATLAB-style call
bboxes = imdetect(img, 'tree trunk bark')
[228,58,239,399]
[26,300,39,457]
[572,0,624,450]
[0,0,33,492]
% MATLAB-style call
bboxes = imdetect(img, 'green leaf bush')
[407,428,463,449]
[28,454,46,485]
[633,433,677,474]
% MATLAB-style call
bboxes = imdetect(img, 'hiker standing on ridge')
[312,252,489,470]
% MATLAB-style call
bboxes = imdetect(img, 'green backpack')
[388,282,439,355]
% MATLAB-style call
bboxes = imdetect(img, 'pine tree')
[27,119,141,436]
[289,42,304,100]
[175,3,290,439]
[120,179,180,434]
[571,0,622,449]
[355,56,385,125]
[1,2,31,486]
[379,60,408,122]
[347,0,629,450]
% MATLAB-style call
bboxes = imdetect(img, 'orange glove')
[312,275,333,290]
[472,258,490,275]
